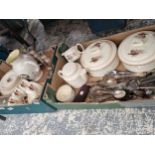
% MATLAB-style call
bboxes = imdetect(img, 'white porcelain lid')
[62,62,78,76]
[118,31,155,65]
[0,70,21,95]
[80,40,117,70]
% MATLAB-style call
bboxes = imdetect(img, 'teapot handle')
[76,43,85,52]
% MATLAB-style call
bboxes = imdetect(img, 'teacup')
[8,88,28,105]
[26,82,43,103]
[19,79,43,103]
[18,79,30,90]
[62,43,84,62]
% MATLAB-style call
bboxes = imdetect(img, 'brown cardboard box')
[0,61,12,79]
[44,24,155,109]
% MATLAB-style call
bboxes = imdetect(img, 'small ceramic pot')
[62,43,84,62]
[58,62,87,88]
[80,40,119,77]
[118,31,155,73]
[56,84,75,102]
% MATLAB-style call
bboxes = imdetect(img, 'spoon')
[94,95,114,102]
[107,70,146,79]
[113,89,134,101]
[90,86,133,101]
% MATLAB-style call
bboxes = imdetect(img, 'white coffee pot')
[58,62,87,88]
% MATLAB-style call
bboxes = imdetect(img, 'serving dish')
[118,31,155,72]
[80,40,119,77]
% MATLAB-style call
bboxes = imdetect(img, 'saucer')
[0,70,21,96]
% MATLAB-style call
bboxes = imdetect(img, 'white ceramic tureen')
[118,31,155,73]
[80,40,119,77]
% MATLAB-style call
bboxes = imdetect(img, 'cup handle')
[76,43,85,52]
[58,71,63,78]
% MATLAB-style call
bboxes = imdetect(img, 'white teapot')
[58,62,87,88]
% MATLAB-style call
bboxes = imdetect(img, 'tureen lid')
[80,40,117,70]
[0,70,21,96]
[62,62,78,76]
[118,31,155,65]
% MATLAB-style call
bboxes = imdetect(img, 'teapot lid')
[62,62,78,76]
[118,31,155,65]
[80,40,117,70]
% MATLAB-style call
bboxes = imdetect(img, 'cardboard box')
[43,24,155,110]
[0,48,57,114]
